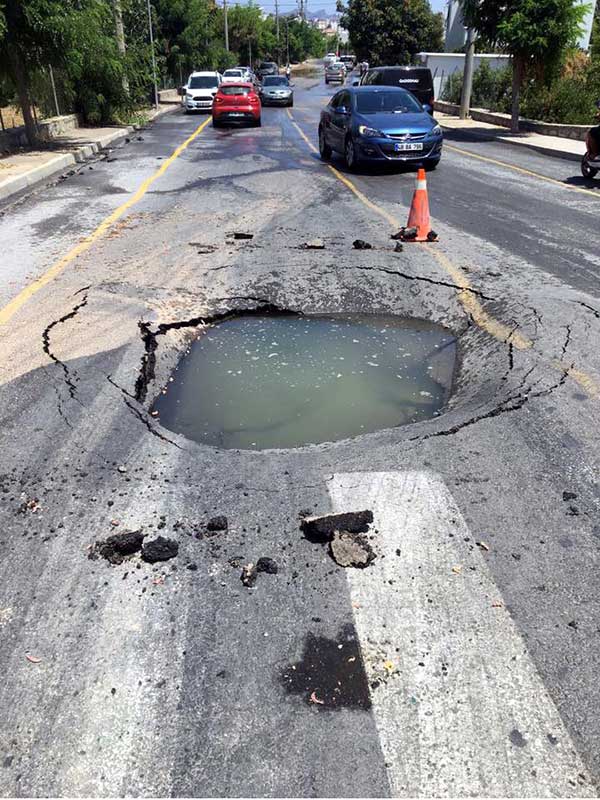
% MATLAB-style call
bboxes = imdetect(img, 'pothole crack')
[134,300,296,402]
[349,265,495,301]
[41,293,88,401]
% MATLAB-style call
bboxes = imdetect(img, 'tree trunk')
[511,55,524,134]
[7,44,38,147]
[112,0,130,95]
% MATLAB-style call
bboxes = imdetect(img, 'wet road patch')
[152,314,456,449]
[281,624,372,711]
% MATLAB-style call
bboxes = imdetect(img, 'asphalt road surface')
[1,70,600,797]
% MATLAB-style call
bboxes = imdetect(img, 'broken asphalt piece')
[207,515,228,532]
[256,557,278,574]
[402,226,418,241]
[563,490,578,502]
[353,239,372,250]
[233,232,253,240]
[141,536,179,563]
[300,238,325,250]
[89,530,145,565]
[241,563,258,587]
[427,230,438,242]
[394,242,404,253]
[390,230,404,240]
[301,510,373,543]
[330,531,375,569]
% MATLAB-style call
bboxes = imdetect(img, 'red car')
[212,82,261,128]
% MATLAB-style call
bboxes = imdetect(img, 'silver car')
[260,76,294,107]
[325,63,346,85]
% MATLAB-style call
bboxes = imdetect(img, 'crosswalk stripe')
[328,471,594,797]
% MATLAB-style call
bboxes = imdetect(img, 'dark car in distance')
[358,66,435,113]
[257,61,279,80]
[318,85,443,170]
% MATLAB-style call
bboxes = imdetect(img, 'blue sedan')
[318,86,443,170]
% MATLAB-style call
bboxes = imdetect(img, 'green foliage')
[0,0,327,133]
[441,56,600,125]
[441,63,512,110]
[338,0,444,65]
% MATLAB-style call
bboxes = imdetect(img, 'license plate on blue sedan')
[394,142,423,152]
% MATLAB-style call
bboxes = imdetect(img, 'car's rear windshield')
[380,69,433,89]
[260,62,277,69]
[220,86,251,95]
[224,70,243,77]
[340,56,354,62]
[356,90,422,114]
[263,77,288,86]
[328,63,343,70]
[189,76,218,88]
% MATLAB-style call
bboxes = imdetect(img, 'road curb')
[0,104,178,205]
[440,123,583,164]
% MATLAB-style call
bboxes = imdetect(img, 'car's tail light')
[249,94,259,103]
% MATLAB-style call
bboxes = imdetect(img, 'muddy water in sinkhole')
[152,314,457,450]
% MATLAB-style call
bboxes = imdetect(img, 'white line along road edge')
[328,471,594,798]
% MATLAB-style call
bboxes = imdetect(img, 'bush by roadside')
[442,55,600,125]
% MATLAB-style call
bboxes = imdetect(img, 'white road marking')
[328,471,594,798]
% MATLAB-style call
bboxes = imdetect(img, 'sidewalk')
[437,112,586,162]
[0,99,178,204]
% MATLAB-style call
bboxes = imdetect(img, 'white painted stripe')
[328,471,594,798]
[415,180,427,191]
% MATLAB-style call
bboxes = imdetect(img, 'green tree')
[0,0,82,144]
[338,0,443,65]
[461,0,587,132]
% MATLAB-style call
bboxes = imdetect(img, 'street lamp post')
[224,0,229,51]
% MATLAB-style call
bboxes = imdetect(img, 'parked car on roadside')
[358,66,435,113]
[325,62,346,84]
[181,71,222,112]
[257,61,279,80]
[259,76,294,106]
[318,85,443,170]
[212,82,262,127]
[339,55,356,70]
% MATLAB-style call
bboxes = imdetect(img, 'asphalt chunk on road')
[89,530,145,564]
[141,536,179,563]
[300,510,374,543]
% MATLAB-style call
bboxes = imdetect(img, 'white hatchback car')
[222,69,246,84]
[183,71,222,112]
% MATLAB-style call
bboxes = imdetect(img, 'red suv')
[212,83,262,128]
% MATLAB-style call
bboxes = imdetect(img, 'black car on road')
[257,61,279,80]
[358,66,435,113]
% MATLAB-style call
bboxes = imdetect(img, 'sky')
[252,0,446,17]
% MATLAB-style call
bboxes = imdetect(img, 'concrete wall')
[416,52,511,100]
[435,99,589,141]
[0,114,79,150]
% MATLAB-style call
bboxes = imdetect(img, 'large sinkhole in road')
[152,314,457,450]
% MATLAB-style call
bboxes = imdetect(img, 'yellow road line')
[287,109,598,395]
[0,115,212,326]
[445,143,600,200]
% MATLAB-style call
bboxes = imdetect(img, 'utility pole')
[286,17,290,65]
[459,26,475,119]
[146,0,159,110]
[224,0,229,51]
[275,0,280,65]
[249,37,252,66]
[112,0,129,94]
[48,65,60,117]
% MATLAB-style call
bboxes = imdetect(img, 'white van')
[182,71,222,112]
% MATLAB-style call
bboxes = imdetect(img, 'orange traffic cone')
[402,168,437,243]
